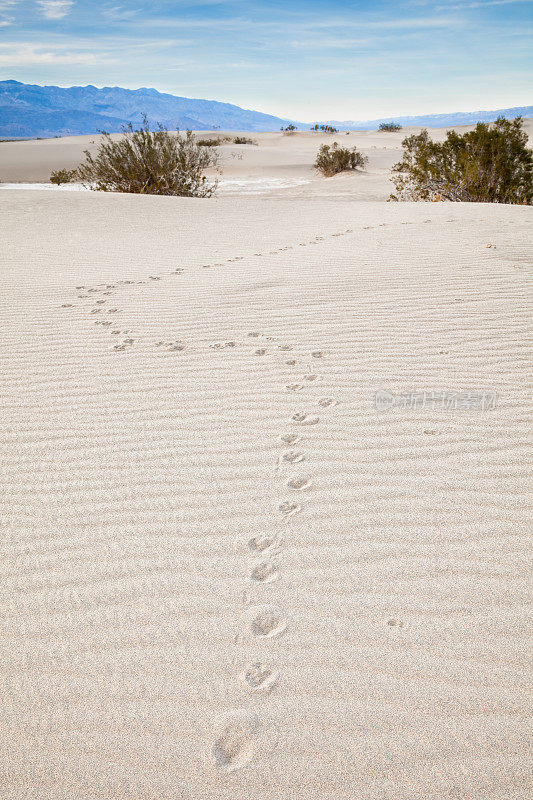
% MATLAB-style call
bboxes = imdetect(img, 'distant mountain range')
[0,80,531,138]
[319,107,533,130]
[0,80,292,138]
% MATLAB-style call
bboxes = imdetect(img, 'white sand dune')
[1,129,532,799]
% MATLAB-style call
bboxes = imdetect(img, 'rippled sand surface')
[1,131,532,799]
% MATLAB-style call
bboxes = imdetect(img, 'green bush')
[390,116,532,203]
[74,118,218,197]
[233,136,257,145]
[50,168,76,185]
[314,142,368,177]
[196,136,231,147]
[379,122,402,132]
[311,124,339,133]
[281,124,297,132]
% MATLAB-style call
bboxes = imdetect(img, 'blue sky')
[0,0,532,120]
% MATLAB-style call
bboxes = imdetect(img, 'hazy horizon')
[3,78,533,126]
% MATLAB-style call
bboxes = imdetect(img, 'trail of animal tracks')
[1,189,532,799]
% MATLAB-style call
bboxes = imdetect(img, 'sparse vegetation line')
[311,124,339,134]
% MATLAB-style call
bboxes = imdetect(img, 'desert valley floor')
[0,128,532,799]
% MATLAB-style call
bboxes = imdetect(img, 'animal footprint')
[255,349,267,356]
[168,341,186,352]
[278,345,292,351]
[243,663,279,692]
[281,450,304,464]
[248,605,287,638]
[318,397,338,407]
[303,374,319,381]
[250,560,279,584]
[311,351,325,359]
[248,534,280,554]
[280,433,301,445]
[292,413,319,425]
[248,332,261,338]
[279,501,301,518]
[287,475,312,491]
[286,359,297,366]
[211,710,259,773]
[386,618,409,629]
[113,338,134,351]
[286,384,303,392]
[210,341,237,350]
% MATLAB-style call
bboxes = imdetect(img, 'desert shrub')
[74,118,218,196]
[390,116,532,203]
[311,124,339,133]
[196,136,230,146]
[314,142,368,176]
[50,168,76,185]
[233,136,257,145]
[281,124,297,132]
[379,122,402,132]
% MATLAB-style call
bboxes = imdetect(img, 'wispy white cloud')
[347,15,461,29]
[289,36,380,49]
[0,0,21,24]
[436,0,531,8]
[139,12,461,33]
[0,42,113,65]
[103,5,144,21]
[36,0,74,19]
